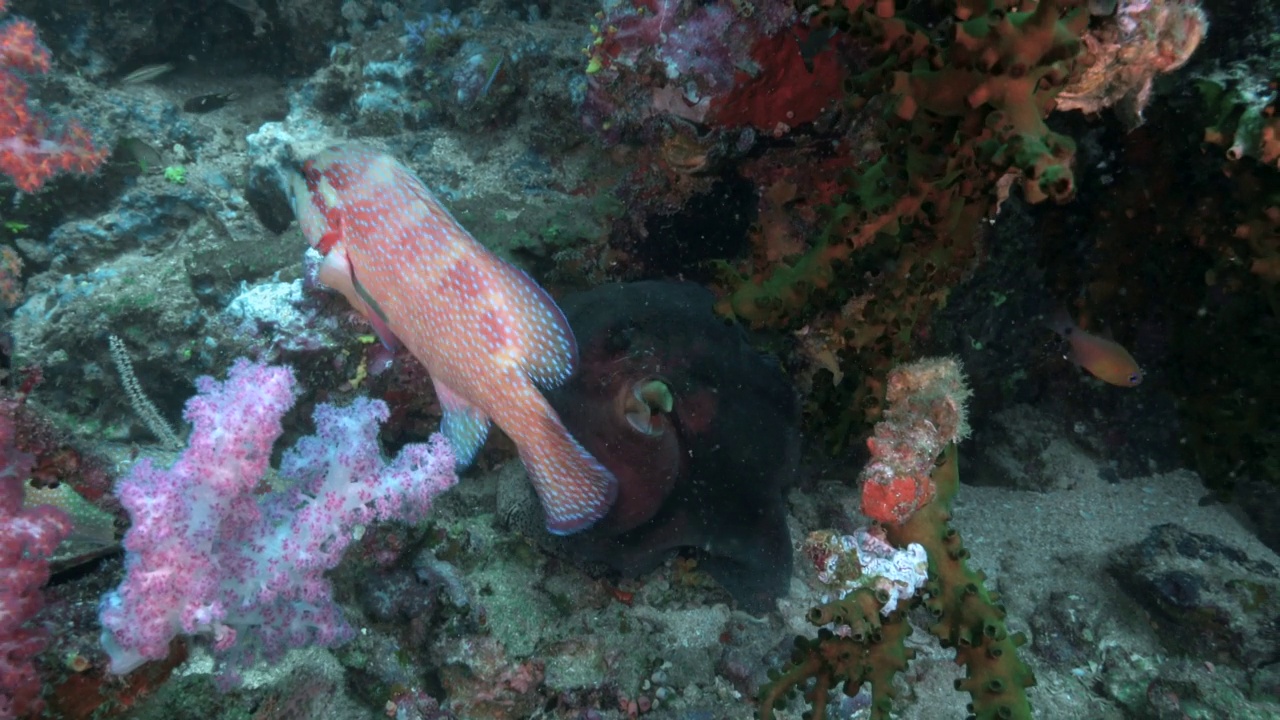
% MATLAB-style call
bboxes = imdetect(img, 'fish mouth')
[621,377,673,437]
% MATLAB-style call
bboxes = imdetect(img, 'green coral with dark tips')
[758,589,914,720]
[886,446,1035,719]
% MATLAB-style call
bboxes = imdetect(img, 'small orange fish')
[1049,311,1143,387]
[289,145,618,533]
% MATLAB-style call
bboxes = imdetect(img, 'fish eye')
[1128,373,1141,385]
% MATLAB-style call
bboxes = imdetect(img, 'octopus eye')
[623,378,674,436]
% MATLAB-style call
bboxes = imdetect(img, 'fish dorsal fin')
[390,159,460,221]
[490,259,579,390]
[317,250,402,351]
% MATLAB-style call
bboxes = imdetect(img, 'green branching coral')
[761,361,1033,717]
[1199,76,1280,170]
[1175,66,1280,492]
[713,1,1089,452]
[893,0,1086,202]
[885,447,1035,719]
[759,590,914,720]
[760,450,1035,719]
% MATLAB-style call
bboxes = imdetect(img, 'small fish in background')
[118,137,163,173]
[119,63,174,85]
[182,92,237,113]
[476,56,505,103]
[1048,309,1144,387]
[224,0,272,36]
[289,145,618,534]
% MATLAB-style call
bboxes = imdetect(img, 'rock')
[1109,523,1280,667]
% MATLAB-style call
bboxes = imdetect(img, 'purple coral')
[98,359,457,684]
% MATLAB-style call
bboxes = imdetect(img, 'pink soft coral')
[0,406,71,720]
[98,360,458,685]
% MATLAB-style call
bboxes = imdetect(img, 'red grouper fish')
[289,144,618,534]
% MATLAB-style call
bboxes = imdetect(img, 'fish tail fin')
[520,411,618,535]
[1046,307,1076,337]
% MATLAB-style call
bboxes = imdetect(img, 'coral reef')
[1,0,1279,717]
[1056,0,1207,126]
[718,0,1092,321]
[692,0,1103,452]
[14,0,343,79]
[1110,523,1280,667]
[858,357,971,524]
[581,0,819,139]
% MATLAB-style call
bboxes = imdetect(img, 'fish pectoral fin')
[363,313,402,352]
[350,272,402,352]
[489,260,579,391]
[434,379,491,468]
[317,249,360,305]
[317,250,402,351]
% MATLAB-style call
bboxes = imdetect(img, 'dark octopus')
[546,281,800,612]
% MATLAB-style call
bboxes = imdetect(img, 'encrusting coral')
[718,0,1092,328]
[703,0,1104,453]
